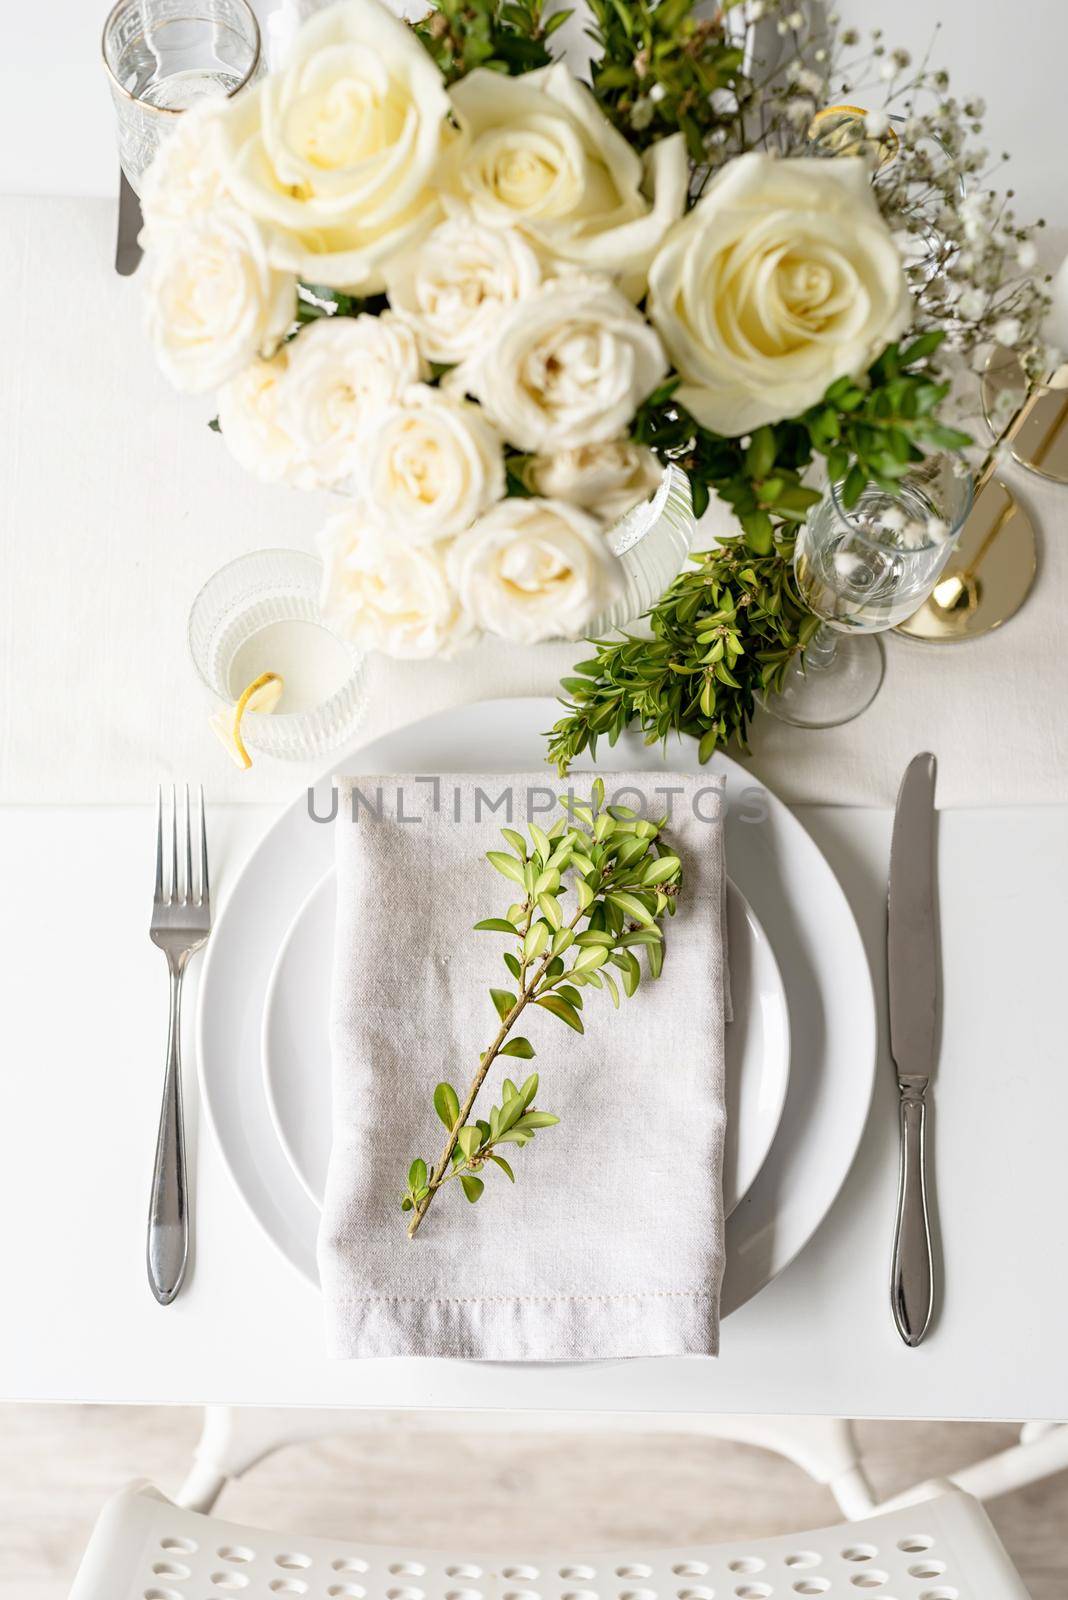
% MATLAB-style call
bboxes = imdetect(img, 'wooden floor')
[3,1407,1065,1597]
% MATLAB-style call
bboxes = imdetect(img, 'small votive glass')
[188,550,367,762]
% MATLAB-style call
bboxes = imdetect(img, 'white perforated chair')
[170,1409,1068,1527]
[69,1479,1031,1599]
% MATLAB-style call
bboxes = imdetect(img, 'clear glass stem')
[804,623,841,672]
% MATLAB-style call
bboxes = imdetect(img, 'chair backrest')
[69,1480,1031,1600]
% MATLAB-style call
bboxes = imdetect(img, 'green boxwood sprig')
[403,779,682,1236]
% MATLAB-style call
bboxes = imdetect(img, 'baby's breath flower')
[993,316,1023,347]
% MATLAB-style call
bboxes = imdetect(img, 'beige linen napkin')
[318,771,728,1360]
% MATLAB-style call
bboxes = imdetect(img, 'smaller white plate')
[262,870,790,1221]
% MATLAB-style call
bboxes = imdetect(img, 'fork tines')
[154,784,209,910]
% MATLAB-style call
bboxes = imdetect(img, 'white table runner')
[2,193,1066,809]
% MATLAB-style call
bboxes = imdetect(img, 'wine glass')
[764,454,974,728]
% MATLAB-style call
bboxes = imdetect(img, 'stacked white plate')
[197,697,876,1319]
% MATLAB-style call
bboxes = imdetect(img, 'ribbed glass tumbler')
[188,549,366,762]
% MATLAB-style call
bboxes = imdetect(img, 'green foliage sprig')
[636,335,969,556]
[585,0,746,161]
[546,541,820,775]
[414,0,566,82]
[403,779,682,1236]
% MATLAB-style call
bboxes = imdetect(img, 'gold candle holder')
[895,351,1068,642]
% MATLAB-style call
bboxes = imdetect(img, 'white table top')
[3,797,1066,1418]
[3,0,1068,1419]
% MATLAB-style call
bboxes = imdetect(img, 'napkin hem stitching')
[347,1290,719,1303]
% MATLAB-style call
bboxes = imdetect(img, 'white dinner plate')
[261,869,790,1220]
[196,696,877,1319]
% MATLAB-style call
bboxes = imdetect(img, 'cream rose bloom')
[355,386,504,542]
[217,350,305,484]
[444,63,688,297]
[453,275,667,452]
[648,153,912,435]
[143,206,295,393]
[320,507,475,659]
[216,0,451,291]
[384,219,543,365]
[447,496,619,643]
[521,438,662,522]
[279,312,425,486]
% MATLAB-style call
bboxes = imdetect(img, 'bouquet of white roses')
[138,0,1051,662]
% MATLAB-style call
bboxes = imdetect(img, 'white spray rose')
[355,386,505,542]
[384,219,543,365]
[216,0,452,291]
[320,507,475,660]
[446,496,620,643]
[279,312,426,487]
[648,152,912,435]
[217,350,305,484]
[521,439,662,522]
[453,275,667,452]
[143,206,295,394]
[138,100,229,243]
[444,63,687,297]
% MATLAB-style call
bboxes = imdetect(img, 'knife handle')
[891,1079,933,1347]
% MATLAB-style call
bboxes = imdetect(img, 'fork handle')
[147,965,189,1304]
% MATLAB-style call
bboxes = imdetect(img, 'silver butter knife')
[888,752,940,1346]
[115,170,144,277]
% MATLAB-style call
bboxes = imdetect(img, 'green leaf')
[536,993,584,1033]
[474,917,521,934]
[487,850,527,886]
[490,988,516,1020]
[555,983,583,1009]
[842,463,868,509]
[575,877,596,912]
[514,1110,560,1130]
[460,1175,485,1203]
[457,1124,481,1160]
[745,425,776,479]
[433,1083,460,1130]
[529,822,552,859]
[503,951,522,981]
[488,1153,516,1182]
[647,939,664,980]
[523,921,549,961]
[573,944,608,972]
[610,948,641,995]
[641,854,681,886]
[501,827,527,857]
[500,1036,536,1058]
[537,892,563,930]
[401,1196,413,1212]
[899,330,944,367]
[607,890,655,926]
[408,1158,427,1191]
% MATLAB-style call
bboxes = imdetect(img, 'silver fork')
[148,785,211,1305]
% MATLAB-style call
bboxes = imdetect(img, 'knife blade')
[115,170,144,277]
[888,751,939,1347]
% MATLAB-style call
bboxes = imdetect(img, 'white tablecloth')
[2,193,1066,809]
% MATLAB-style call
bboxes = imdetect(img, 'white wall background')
[4,0,1066,226]
[835,0,1066,228]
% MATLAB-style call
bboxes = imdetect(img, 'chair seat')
[69,1482,1030,1600]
